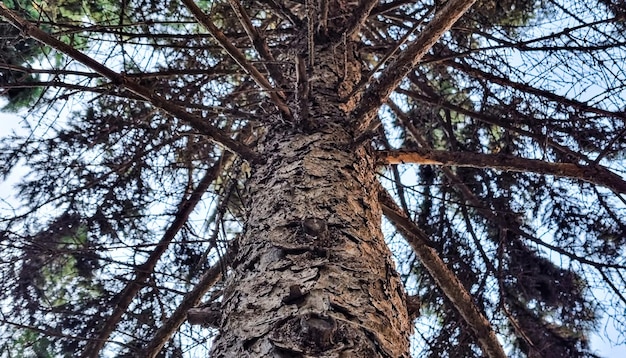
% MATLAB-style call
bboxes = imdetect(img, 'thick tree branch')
[389,101,626,271]
[347,10,433,100]
[80,155,235,357]
[378,186,507,358]
[378,149,626,193]
[0,3,257,162]
[181,0,291,117]
[352,0,476,133]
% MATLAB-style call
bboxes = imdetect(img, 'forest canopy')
[1,0,625,357]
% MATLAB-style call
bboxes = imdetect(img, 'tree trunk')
[210,40,411,357]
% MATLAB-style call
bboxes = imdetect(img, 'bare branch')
[378,149,626,193]
[594,125,626,164]
[0,3,257,161]
[143,250,233,358]
[226,0,287,86]
[342,0,380,40]
[378,186,507,358]
[264,0,301,27]
[352,0,476,133]
[389,101,626,271]
[0,63,233,79]
[181,0,291,117]
[318,0,329,35]
[444,59,626,122]
[346,9,433,100]
[396,88,598,166]
[0,63,101,77]
[80,155,235,357]
[371,0,418,17]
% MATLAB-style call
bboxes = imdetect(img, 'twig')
[352,0,477,134]
[79,155,235,357]
[226,0,287,87]
[181,0,291,117]
[0,3,257,161]
[142,249,234,358]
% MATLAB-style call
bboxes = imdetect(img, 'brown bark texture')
[209,30,411,355]
[209,125,411,357]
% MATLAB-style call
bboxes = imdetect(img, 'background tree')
[1,0,625,357]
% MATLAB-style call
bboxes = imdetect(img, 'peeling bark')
[210,123,411,357]
[210,32,411,354]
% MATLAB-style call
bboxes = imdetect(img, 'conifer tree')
[1,0,625,356]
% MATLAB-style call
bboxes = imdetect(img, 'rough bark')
[209,26,411,354]
[206,2,481,354]
[209,122,411,357]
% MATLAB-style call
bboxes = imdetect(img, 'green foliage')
[4,329,53,358]
[1,0,120,110]
[0,8,42,111]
